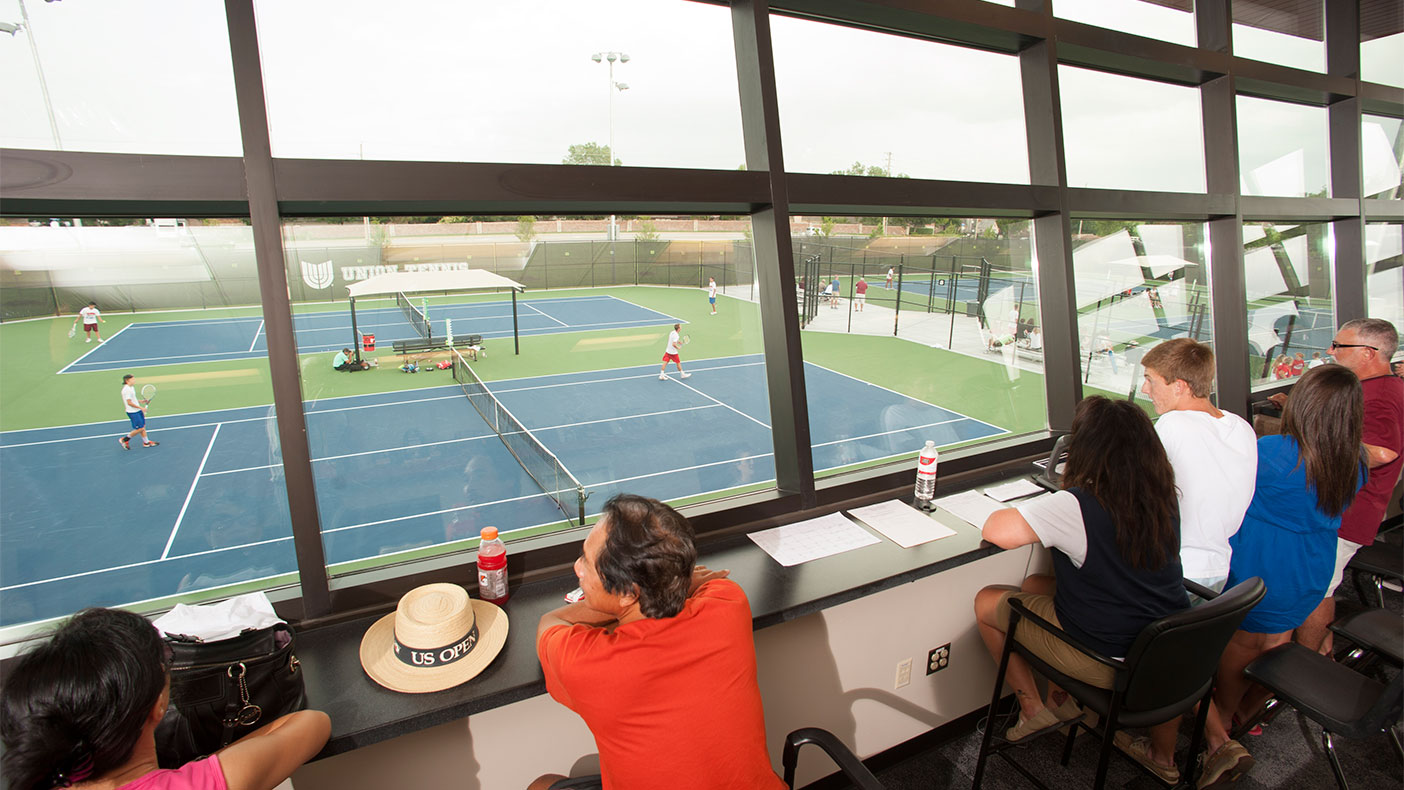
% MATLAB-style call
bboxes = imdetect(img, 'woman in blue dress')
[1200,364,1367,786]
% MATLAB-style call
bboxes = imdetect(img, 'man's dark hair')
[87,301,96,307]
[596,494,697,619]
[122,374,134,384]
[1,608,169,790]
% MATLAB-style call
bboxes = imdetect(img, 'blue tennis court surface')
[0,355,1003,625]
[60,294,679,373]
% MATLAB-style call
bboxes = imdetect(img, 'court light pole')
[4,0,63,150]
[591,51,630,241]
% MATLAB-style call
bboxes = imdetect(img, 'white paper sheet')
[933,490,1009,528]
[847,500,957,548]
[748,512,881,566]
[984,479,1044,502]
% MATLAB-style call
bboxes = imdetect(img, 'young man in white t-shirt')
[73,301,105,343]
[1134,339,1257,782]
[658,324,690,381]
[119,374,158,449]
[707,278,718,315]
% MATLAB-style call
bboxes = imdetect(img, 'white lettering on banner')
[339,264,402,282]
[404,262,471,273]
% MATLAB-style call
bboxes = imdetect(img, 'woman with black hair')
[973,397,1189,770]
[1,608,329,790]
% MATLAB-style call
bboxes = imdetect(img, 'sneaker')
[86,337,92,343]
[1003,706,1061,744]
[680,372,691,379]
[659,373,668,380]
[1113,731,1180,784]
[120,437,130,450]
[1197,740,1253,789]
[143,441,159,447]
[1050,697,1083,723]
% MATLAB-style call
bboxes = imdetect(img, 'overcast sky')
[0,0,1399,194]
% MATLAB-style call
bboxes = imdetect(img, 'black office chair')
[972,577,1266,790]
[1347,541,1403,609]
[783,727,885,789]
[1241,608,1404,790]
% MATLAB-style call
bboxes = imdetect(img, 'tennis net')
[396,291,431,341]
[450,349,586,526]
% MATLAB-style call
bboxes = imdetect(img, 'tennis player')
[119,374,157,450]
[659,324,690,381]
[73,301,105,343]
[707,277,718,315]
[333,347,369,372]
[885,267,894,288]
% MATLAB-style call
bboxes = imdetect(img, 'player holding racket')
[119,374,159,449]
[658,323,691,381]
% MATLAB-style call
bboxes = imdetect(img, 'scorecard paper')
[847,500,956,548]
[983,479,1044,502]
[933,490,1008,528]
[748,512,880,566]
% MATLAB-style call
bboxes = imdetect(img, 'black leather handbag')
[154,623,307,768]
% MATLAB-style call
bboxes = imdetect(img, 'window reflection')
[0,218,296,629]
[1363,114,1403,200]
[795,216,1043,474]
[1069,221,1212,403]
[1243,221,1335,391]
[1237,97,1330,198]
[1362,29,1404,89]
[771,16,1029,184]
[0,0,240,154]
[1060,67,1207,193]
[1232,0,1325,73]
[1366,223,1403,332]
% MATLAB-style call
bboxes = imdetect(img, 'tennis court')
[60,294,680,373]
[0,354,1004,625]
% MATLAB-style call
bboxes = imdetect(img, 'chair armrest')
[1183,579,1217,601]
[782,728,883,790]
[1006,598,1124,672]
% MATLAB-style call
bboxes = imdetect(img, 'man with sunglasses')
[1271,318,1402,652]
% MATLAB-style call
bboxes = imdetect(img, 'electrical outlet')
[895,658,913,689]
[927,643,951,675]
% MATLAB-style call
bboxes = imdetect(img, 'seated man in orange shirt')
[532,494,785,790]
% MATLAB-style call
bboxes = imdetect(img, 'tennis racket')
[140,384,157,409]
[68,324,76,339]
[681,335,691,346]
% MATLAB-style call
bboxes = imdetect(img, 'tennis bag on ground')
[154,623,307,768]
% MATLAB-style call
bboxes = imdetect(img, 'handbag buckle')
[226,662,264,728]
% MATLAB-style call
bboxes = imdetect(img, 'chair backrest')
[1118,577,1266,711]
[1354,667,1404,738]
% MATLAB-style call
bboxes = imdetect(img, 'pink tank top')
[119,756,227,790]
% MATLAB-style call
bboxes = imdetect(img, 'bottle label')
[479,568,508,601]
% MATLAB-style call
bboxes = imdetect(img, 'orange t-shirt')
[538,579,785,790]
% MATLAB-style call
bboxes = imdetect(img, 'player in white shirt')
[119,374,158,449]
[707,278,718,315]
[658,324,690,381]
[73,301,105,343]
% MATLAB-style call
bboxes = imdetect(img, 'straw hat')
[359,583,508,693]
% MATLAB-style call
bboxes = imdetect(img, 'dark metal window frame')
[1,0,1399,626]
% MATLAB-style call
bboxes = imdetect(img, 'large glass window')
[1232,0,1325,73]
[1237,97,1330,197]
[1361,24,1404,89]
[253,0,744,168]
[282,215,769,578]
[0,218,298,633]
[771,17,1029,184]
[795,217,1044,479]
[1363,113,1403,200]
[1243,221,1335,391]
[1060,67,1207,193]
[1068,221,1213,403]
[0,0,241,155]
[1366,223,1403,332]
[1055,0,1196,47]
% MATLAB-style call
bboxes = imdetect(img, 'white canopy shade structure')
[345,269,523,298]
[344,268,527,359]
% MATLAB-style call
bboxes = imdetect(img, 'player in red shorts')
[658,323,690,381]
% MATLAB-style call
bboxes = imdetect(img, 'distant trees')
[831,161,909,178]
[515,216,537,243]
[563,142,620,166]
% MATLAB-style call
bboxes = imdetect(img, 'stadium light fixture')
[591,51,631,240]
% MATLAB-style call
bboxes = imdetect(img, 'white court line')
[67,347,262,368]
[800,359,1008,433]
[248,319,264,352]
[161,424,221,560]
[519,301,569,328]
[57,323,135,374]
[123,316,265,329]
[668,375,770,430]
[489,359,764,397]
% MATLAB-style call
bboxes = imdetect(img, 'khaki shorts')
[995,591,1117,689]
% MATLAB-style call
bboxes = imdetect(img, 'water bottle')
[477,527,509,605]
[914,441,939,510]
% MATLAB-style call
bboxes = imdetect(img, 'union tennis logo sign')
[300,260,334,290]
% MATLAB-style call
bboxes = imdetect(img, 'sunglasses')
[1329,341,1377,351]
